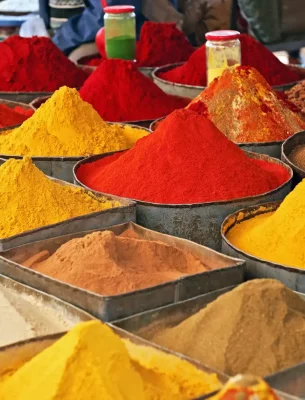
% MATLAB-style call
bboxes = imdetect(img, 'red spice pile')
[79,59,188,122]
[82,22,193,68]
[136,22,194,67]
[0,36,88,92]
[160,34,302,87]
[0,104,33,128]
[189,66,305,143]
[76,109,290,204]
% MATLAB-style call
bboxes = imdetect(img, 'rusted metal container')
[221,201,305,293]
[0,222,244,321]
[73,151,293,251]
[282,130,305,183]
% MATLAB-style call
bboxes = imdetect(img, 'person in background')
[40,0,180,55]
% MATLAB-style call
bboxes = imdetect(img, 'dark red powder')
[76,109,290,204]
[160,34,301,87]
[0,36,88,92]
[78,54,103,67]
[136,22,194,67]
[79,59,189,122]
[0,104,33,128]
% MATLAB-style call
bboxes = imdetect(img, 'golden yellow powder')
[0,87,148,157]
[124,339,221,399]
[227,179,305,269]
[0,321,220,400]
[0,157,119,238]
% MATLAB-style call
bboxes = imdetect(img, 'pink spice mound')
[76,109,290,204]
[159,34,302,87]
[0,36,88,92]
[79,59,189,122]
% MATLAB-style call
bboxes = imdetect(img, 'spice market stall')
[75,108,292,250]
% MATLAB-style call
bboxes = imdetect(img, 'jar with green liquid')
[104,5,136,60]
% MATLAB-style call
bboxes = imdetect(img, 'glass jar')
[104,5,136,60]
[205,30,241,85]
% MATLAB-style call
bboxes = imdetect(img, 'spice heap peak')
[76,108,289,203]
[79,59,188,122]
[153,279,305,376]
[0,157,118,238]
[0,86,148,157]
[0,321,220,399]
[0,36,87,92]
[189,66,305,143]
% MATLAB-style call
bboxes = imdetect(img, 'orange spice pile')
[188,66,305,143]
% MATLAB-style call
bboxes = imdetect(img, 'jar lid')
[205,30,240,41]
[104,5,135,14]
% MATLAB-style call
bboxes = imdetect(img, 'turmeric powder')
[0,157,119,238]
[226,179,305,269]
[0,321,220,400]
[0,87,148,157]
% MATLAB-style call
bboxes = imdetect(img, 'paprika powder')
[0,36,88,92]
[160,34,302,87]
[76,109,290,204]
[0,104,33,128]
[189,66,305,143]
[79,59,188,122]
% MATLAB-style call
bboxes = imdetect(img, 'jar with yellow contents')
[205,30,241,85]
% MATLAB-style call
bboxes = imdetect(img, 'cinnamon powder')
[152,279,305,376]
[23,230,209,295]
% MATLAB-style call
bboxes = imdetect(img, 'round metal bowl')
[73,151,293,251]
[221,201,305,292]
[153,63,305,97]
[0,99,34,129]
[0,91,54,105]
[152,63,205,99]
[0,123,150,183]
[282,130,305,183]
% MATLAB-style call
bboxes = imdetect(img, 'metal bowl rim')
[73,150,293,208]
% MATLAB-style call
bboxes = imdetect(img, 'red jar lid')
[104,5,135,14]
[205,30,240,41]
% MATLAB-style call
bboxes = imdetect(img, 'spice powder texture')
[0,86,148,157]
[0,321,220,399]
[189,66,305,143]
[152,279,305,377]
[23,230,209,295]
[226,179,305,269]
[0,157,119,238]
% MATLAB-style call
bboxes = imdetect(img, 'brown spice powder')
[23,230,209,295]
[289,144,305,171]
[152,279,305,377]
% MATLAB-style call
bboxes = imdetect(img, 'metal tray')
[113,284,305,399]
[0,273,94,348]
[0,221,245,321]
[0,123,150,182]
[0,91,54,104]
[0,175,135,251]
[282,130,305,183]
[152,63,204,99]
[73,151,292,251]
[221,201,305,293]
[0,324,227,400]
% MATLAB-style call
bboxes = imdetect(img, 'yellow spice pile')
[0,86,148,157]
[0,157,119,238]
[226,179,305,269]
[0,321,220,400]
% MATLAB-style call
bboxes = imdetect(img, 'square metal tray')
[0,222,245,321]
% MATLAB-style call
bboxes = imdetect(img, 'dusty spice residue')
[23,230,210,295]
[188,66,305,143]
